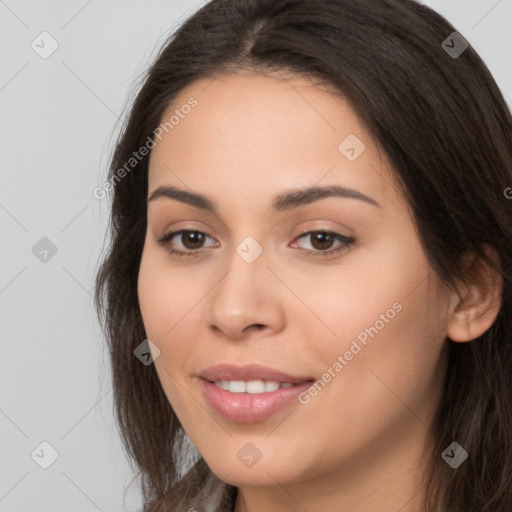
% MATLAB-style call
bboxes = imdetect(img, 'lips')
[198,363,315,384]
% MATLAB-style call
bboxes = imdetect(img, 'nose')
[204,252,285,340]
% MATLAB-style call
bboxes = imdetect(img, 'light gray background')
[1,1,511,511]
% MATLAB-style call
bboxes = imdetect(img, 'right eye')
[155,229,218,257]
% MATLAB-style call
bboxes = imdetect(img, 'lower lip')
[199,378,314,423]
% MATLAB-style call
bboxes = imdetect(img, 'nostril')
[244,324,265,333]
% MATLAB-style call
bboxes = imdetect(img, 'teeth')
[213,380,295,393]
[264,381,281,392]
[229,381,246,393]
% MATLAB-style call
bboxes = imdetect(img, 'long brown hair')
[94,0,512,510]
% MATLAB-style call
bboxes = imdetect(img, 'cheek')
[279,241,421,366]
[312,276,447,435]
[301,239,448,417]
[284,285,447,478]
[137,245,200,337]
[137,246,207,385]
[137,254,195,422]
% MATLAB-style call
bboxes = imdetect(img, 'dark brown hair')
[94,0,512,510]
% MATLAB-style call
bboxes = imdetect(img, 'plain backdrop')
[1,1,511,510]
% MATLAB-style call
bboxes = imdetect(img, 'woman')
[94,0,512,510]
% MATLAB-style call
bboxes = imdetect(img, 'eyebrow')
[147,184,380,211]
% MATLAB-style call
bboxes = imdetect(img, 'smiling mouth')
[199,378,315,423]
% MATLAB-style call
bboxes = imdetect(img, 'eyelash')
[155,229,355,260]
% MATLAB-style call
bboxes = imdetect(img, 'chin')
[203,448,309,488]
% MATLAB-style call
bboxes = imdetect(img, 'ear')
[446,244,503,343]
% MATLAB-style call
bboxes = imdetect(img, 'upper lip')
[198,363,315,384]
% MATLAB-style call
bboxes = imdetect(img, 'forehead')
[151,72,365,158]
[147,72,404,212]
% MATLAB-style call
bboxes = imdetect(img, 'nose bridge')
[205,234,282,337]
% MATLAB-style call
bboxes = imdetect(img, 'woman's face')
[138,72,453,494]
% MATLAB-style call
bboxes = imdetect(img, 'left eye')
[155,229,355,259]
[291,230,355,257]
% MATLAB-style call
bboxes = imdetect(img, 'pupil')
[184,231,204,249]
[312,232,332,250]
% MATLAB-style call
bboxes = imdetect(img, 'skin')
[137,71,502,512]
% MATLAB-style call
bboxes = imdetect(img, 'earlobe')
[446,244,503,343]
